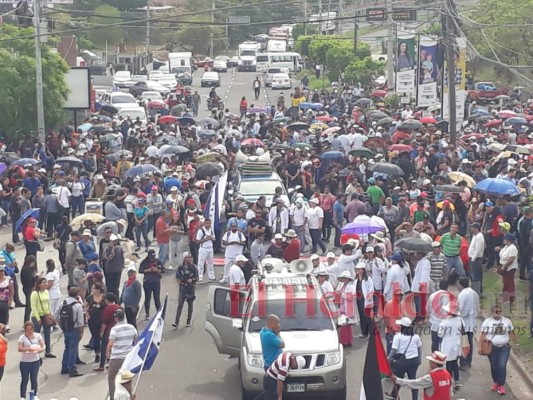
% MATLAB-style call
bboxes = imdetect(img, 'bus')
[256,52,303,73]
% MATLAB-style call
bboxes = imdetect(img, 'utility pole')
[303,0,307,35]
[210,0,215,58]
[353,19,358,53]
[145,2,150,60]
[386,0,394,91]
[318,0,322,34]
[34,0,45,142]
[444,0,458,145]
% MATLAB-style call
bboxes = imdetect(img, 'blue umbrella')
[13,158,40,167]
[471,109,489,116]
[178,116,196,125]
[0,163,6,175]
[16,208,40,232]
[475,178,520,197]
[198,130,217,139]
[77,123,93,132]
[123,164,161,178]
[299,102,323,110]
[505,117,527,125]
[320,151,344,160]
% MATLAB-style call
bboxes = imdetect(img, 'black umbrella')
[287,122,310,131]
[354,98,373,107]
[271,144,292,151]
[284,106,299,118]
[160,145,190,156]
[398,119,423,131]
[368,110,389,120]
[349,148,376,158]
[395,238,433,254]
[56,156,84,167]
[99,104,118,114]
[368,162,405,176]
[198,130,217,139]
[435,184,464,194]
[196,162,223,179]
[376,117,394,126]
[436,120,449,132]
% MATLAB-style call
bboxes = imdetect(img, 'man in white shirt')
[269,199,289,235]
[401,105,413,120]
[220,222,246,283]
[411,253,432,322]
[307,198,326,254]
[290,198,307,255]
[69,175,85,219]
[458,276,479,370]
[467,222,485,295]
[56,181,71,217]
[195,218,215,282]
[228,254,247,287]
[321,252,338,288]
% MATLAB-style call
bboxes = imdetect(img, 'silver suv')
[205,259,347,400]
[264,67,289,87]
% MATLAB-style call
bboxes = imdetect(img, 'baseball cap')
[310,254,320,261]
[366,246,374,253]
[470,222,481,229]
[236,254,248,262]
[432,241,442,248]
[326,252,335,259]
[485,201,494,207]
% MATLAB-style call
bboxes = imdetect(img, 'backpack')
[59,300,78,331]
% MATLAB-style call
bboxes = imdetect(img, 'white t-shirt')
[223,231,245,259]
[196,226,214,250]
[46,269,61,300]
[228,264,245,286]
[392,333,422,360]
[481,317,514,347]
[18,333,43,362]
[57,186,71,208]
[499,244,518,271]
[306,206,324,229]
[71,181,85,197]
[290,205,307,226]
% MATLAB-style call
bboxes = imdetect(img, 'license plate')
[287,383,305,393]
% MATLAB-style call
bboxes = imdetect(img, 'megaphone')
[289,260,313,275]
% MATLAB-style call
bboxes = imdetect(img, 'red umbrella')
[498,110,518,118]
[389,144,412,152]
[524,114,533,122]
[148,100,166,109]
[365,137,386,148]
[371,89,387,98]
[316,115,333,122]
[484,119,503,128]
[157,115,177,124]
[461,133,486,140]
[241,138,264,147]
[420,116,437,124]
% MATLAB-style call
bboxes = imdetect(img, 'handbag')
[37,292,56,326]
[460,322,470,358]
[496,264,506,276]
[390,335,413,370]
[478,332,496,356]
[53,239,61,250]
[38,239,45,252]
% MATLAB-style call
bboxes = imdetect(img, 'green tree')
[101,0,145,11]
[0,25,69,138]
[176,20,228,55]
[343,57,385,84]
[295,35,314,57]
[86,5,124,46]
[293,23,318,41]
[326,44,353,82]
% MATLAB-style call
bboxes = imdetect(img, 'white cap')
[461,159,471,164]
[395,317,413,327]
[170,186,178,192]
[309,198,320,204]
[82,229,92,236]
[316,267,329,276]
[423,179,431,185]
[127,265,137,273]
[236,254,248,263]
[38,168,46,173]
[326,252,335,259]
[355,262,366,269]
[338,270,354,280]
[95,174,104,180]
[432,241,442,248]
[508,159,518,165]
[310,254,320,261]
[274,233,283,240]
[366,246,374,252]
[109,234,118,241]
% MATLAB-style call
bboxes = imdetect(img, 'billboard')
[63,67,91,110]
[365,7,386,22]
[416,36,439,108]
[395,33,416,97]
[442,37,467,126]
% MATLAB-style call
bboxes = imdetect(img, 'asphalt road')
[0,70,522,400]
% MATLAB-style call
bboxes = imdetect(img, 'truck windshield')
[247,298,336,332]
[240,50,256,56]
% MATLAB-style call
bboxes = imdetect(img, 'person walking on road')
[253,77,261,100]
[139,250,163,321]
[480,304,517,395]
[438,303,464,388]
[94,292,121,373]
[120,265,142,328]
[18,321,45,399]
[196,218,215,282]
[0,323,6,382]
[173,252,198,329]
[21,255,38,323]
[0,265,14,331]
[458,277,479,370]
[192,91,201,117]
[105,309,137,400]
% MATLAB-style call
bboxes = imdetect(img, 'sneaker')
[454,381,462,389]
[5,325,9,333]
[218,279,228,284]
[144,315,150,321]
[45,353,56,358]
[186,321,192,327]
[166,266,174,270]
[497,385,506,395]
[491,383,499,391]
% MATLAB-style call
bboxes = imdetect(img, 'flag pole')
[132,294,168,394]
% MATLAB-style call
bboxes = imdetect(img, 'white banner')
[395,33,417,97]
[416,36,439,108]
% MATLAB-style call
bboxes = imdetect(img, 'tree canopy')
[0,25,69,138]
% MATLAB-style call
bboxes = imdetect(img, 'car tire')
[330,387,347,400]
[241,385,255,400]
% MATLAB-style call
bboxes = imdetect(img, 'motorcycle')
[207,96,224,111]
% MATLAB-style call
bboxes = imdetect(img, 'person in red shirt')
[188,214,201,264]
[23,218,41,260]
[283,230,300,262]
[155,210,177,268]
[94,292,121,372]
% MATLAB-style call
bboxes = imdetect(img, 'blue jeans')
[32,316,51,353]
[70,195,85,218]
[445,256,466,276]
[431,330,442,352]
[20,360,40,398]
[62,329,81,374]
[135,223,150,248]
[0,199,10,225]
[158,242,169,266]
[391,357,419,400]
[293,225,306,253]
[334,225,342,248]
[144,280,161,316]
[488,344,510,385]
[469,258,483,294]
[263,374,278,400]
[309,228,326,253]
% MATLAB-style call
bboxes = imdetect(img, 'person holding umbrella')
[22,217,41,260]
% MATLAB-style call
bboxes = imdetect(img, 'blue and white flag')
[204,171,228,229]
[121,295,168,374]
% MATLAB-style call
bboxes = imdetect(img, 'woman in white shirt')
[383,252,410,301]
[336,271,359,347]
[18,321,45,400]
[387,317,422,400]
[480,305,517,395]
[496,233,518,306]
[317,267,334,295]
[354,263,374,338]
[45,259,62,316]
[438,304,464,388]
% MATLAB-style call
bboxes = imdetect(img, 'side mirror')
[232,318,243,330]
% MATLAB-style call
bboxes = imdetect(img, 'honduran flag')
[204,171,228,230]
[360,324,393,400]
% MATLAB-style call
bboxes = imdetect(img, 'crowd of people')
[0,74,532,398]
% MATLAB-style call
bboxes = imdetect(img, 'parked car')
[113,71,133,88]
[129,81,170,97]
[158,74,178,89]
[139,91,163,102]
[264,67,288,87]
[228,56,239,68]
[201,71,221,87]
[271,73,291,90]
[212,60,228,73]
